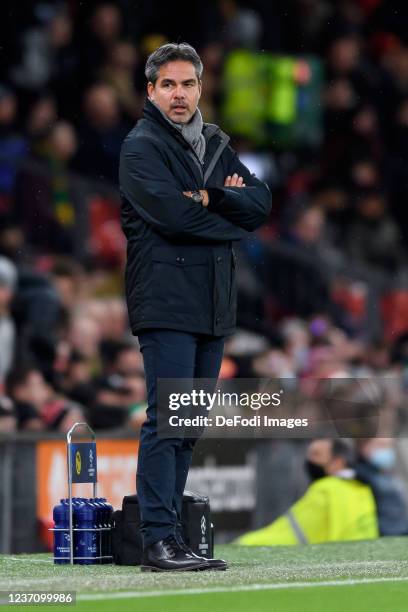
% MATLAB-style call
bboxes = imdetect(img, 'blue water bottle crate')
[50,423,113,565]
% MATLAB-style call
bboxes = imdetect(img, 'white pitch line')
[77,576,408,601]
[8,557,53,563]
[262,560,406,570]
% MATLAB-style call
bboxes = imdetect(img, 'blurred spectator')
[265,207,334,317]
[47,10,79,120]
[101,339,144,376]
[9,8,78,119]
[68,340,146,429]
[356,438,408,536]
[0,257,17,388]
[345,190,407,273]
[73,83,129,184]
[87,340,146,430]
[25,93,58,152]
[0,86,27,212]
[252,348,296,379]
[81,3,123,81]
[349,158,381,191]
[68,313,101,362]
[237,439,378,546]
[6,365,84,432]
[349,105,383,163]
[388,98,408,242]
[196,43,223,122]
[100,41,142,121]
[0,395,16,432]
[391,333,408,389]
[49,258,85,311]
[309,183,350,246]
[281,318,311,373]
[219,0,263,50]
[60,349,94,407]
[14,120,89,258]
[9,13,51,91]
[328,35,362,77]
[0,216,26,263]
[12,265,63,383]
[286,205,326,247]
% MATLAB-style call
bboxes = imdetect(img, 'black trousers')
[136,329,225,547]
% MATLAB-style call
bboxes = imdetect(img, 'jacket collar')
[143,97,191,149]
[142,97,220,147]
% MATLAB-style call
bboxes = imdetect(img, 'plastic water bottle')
[96,499,105,563]
[73,500,98,564]
[95,497,113,563]
[91,498,104,562]
[104,499,113,563]
[53,500,70,564]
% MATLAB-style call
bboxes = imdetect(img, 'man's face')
[147,60,201,124]
[15,371,53,409]
[115,349,144,377]
[0,284,13,310]
[307,439,345,476]
[307,439,332,472]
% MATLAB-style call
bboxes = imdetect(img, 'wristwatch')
[190,190,204,203]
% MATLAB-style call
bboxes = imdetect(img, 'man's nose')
[173,85,185,98]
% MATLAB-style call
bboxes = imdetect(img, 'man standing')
[120,42,271,572]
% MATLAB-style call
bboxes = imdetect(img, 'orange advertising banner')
[36,438,139,526]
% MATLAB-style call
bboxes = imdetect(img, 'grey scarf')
[150,99,206,163]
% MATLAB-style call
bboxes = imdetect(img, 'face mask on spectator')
[369,448,396,471]
[304,460,326,481]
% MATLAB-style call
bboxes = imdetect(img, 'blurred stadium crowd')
[0,0,407,434]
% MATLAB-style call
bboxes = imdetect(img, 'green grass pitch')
[1,539,408,611]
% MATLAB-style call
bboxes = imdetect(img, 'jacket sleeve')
[206,147,272,232]
[235,485,328,546]
[119,136,245,243]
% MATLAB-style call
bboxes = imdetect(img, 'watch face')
[192,191,203,203]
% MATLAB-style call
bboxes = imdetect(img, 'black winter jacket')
[119,98,271,337]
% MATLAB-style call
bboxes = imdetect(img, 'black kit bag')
[181,491,214,559]
[112,490,213,565]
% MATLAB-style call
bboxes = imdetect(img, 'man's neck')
[148,98,205,162]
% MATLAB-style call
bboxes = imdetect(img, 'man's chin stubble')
[170,110,192,123]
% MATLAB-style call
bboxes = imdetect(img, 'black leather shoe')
[141,536,209,572]
[175,531,228,571]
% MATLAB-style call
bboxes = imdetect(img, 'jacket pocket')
[152,247,208,266]
[150,247,210,314]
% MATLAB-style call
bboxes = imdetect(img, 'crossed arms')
[119,137,272,243]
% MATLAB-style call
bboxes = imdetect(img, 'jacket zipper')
[187,131,230,187]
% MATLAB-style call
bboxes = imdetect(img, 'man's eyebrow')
[160,78,197,85]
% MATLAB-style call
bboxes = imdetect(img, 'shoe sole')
[140,563,208,572]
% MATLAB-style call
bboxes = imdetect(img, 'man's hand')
[225,173,246,187]
[183,190,209,207]
[183,174,245,208]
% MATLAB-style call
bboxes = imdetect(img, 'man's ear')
[197,79,202,100]
[147,82,154,100]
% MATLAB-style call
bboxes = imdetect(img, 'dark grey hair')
[145,43,203,84]
[331,439,356,468]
